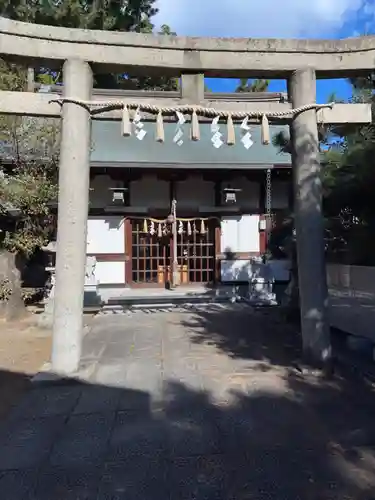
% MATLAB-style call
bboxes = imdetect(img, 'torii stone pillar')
[52,59,92,374]
[289,68,331,368]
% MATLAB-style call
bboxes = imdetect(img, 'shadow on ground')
[180,305,302,369]
[0,362,375,499]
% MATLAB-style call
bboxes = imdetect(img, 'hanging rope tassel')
[122,104,131,137]
[156,110,165,143]
[187,221,192,236]
[143,219,148,233]
[200,219,206,234]
[261,114,270,145]
[157,223,162,238]
[226,114,235,146]
[190,109,200,141]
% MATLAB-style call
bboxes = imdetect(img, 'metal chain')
[265,168,273,245]
[266,169,272,218]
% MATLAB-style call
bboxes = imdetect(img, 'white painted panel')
[95,262,125,284]
[238,215,260,253]
[130,175,169,208]
[221,217,239,254]
[221,215,260,254]
[87,216,125,254]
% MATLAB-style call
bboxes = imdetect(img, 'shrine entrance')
[129,217,217,287]
[130,219,171,286]
[176,218,217,285]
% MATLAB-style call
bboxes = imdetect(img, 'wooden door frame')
[126,215,220,288]
[126,217,172,288]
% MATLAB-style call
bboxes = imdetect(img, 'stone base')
[84,285,101,307]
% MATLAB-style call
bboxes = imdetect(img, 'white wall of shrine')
[86,216,125,284]
[86,172,290,286]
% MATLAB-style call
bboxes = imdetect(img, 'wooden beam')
[0,90,371,124]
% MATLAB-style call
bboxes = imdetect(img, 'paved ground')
[1,304,375,499]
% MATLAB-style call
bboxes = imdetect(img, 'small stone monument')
[84,256,101,307]
[38,241,57,328]
[38,246,101,327]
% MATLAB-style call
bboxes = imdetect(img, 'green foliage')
[270,75,375,265]
[0,62,59,258]
[0,278,11,301]
[235,79,270,93]
[0,0,157,31]
[0,164,58,256]
[0,0,178,91]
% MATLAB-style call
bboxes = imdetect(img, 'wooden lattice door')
[131,219,170,285]
[176,219,216,284]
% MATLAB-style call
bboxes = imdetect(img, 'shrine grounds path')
[1,303,375,499]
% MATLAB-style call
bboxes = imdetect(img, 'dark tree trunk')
[0,250,27,321]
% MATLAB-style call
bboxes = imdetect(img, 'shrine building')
[76,90,293,295]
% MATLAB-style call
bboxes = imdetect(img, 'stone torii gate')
[0,17,372,374]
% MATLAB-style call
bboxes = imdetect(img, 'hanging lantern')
[222,186,242,204]
[178,221,184,234]
[200,219,206,234]
[187,221,192,236]
[143,219,148,232]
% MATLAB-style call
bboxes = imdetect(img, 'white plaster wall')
[130,175,169,208]
[87,216,125,285]
[95,262,125,285]
[87,216,125,254]
[220,215,260,254]
[176,176,215,209]
[227,177,259,209]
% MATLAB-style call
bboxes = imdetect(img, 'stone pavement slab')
[0,305,375,499]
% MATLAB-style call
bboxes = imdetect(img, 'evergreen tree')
[235,79,270,93]
[0,0,178,90]
[0,61,58,320]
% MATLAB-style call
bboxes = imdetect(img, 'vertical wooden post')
[171,199,178,287]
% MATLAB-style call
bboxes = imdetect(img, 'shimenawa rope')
[49,97,334,146]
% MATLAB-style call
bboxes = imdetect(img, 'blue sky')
[155,0,375,103]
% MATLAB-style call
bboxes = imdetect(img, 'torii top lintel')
[0,17,374,78]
